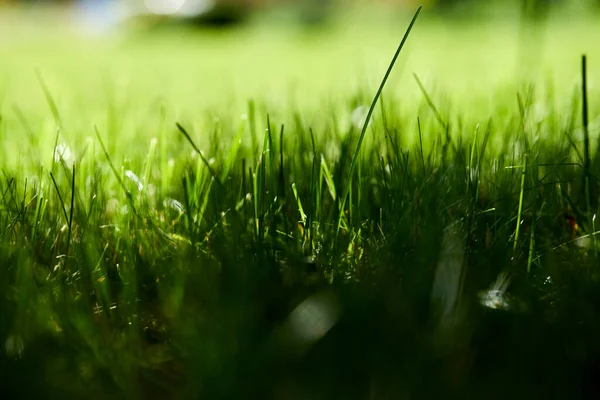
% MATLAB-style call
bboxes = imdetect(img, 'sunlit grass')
[2,5,600,399]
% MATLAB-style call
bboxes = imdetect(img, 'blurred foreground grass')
[2,5,600,399]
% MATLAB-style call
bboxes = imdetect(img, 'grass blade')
[36,69,61,125]
[175,122,223,187]
[336,6,422,235]
[65,165,76,269]
[49,172,69,225]
[413,73,447,129]
[514,155,528,253]
[94,126,138,217]
[582,54,590,178]
[417,117,426,178]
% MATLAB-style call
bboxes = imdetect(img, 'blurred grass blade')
[413,73,447,129]
[65,165,76,268]
[417,117,426,178]
[36,69,61,125]
[94,125,138,216]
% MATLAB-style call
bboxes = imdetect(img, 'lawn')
[2,4,600,399]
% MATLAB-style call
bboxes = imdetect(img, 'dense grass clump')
[2,7,600,400]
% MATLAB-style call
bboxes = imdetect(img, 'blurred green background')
[1,0,599,138]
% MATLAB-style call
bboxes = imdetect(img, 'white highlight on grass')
[287,291,340,345]
[479,289,512,310]
[147,184,157,197]
[125,170,143,192]
[54,144,72,163]
[478,271,527,312]
[431,221,465,331]
[4,334,24,360]
[574,236,592,249]
[85,176,95,193]
[351,105,369,131]
[525,103,547,126]
[106,198,120,216]
[164,198,185,213]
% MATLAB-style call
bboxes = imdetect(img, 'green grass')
[2,6,600,399]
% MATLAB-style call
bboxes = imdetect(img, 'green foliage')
[2,8,600,400]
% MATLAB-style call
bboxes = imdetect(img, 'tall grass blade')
[94,126,138,217]
[321,156,337,202]
[49,172,69,225]
[581,54,597,255]
[248,99,258,162]
[221,117,246,183]
[51,127,60,174]
[336,6,422,235]
[175,122,222,187]
[31,179,44,244]
[413,73,447,129]
[36,69,61,125]
[514,155,528,253]
[278,124,285,199]
[582,55,590,177]
[65,165,76,270]
[292,183,307,226]
[417,117,426,178]
[266,115,276,201]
